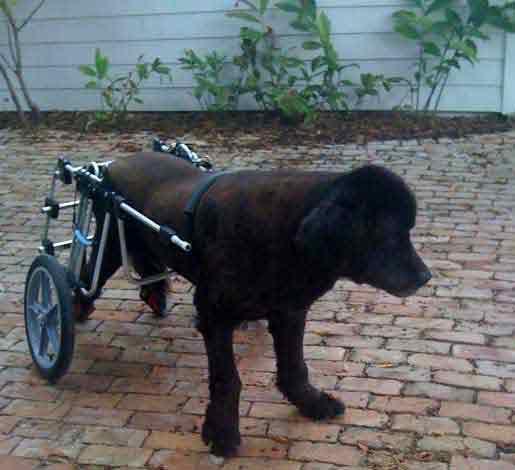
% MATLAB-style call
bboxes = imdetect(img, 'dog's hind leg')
[195,299,242,456]
[131,253,169,317]
[73,206,122,322]
[268,311,344,420]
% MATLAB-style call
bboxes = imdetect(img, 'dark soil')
[1,111,513,148]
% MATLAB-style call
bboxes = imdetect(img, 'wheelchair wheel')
[24,254,75,383]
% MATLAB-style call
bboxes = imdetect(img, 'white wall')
[0,0,513,113]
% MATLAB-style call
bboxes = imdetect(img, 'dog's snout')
[418,269,432,287]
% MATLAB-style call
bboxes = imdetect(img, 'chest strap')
[183,171,232,243]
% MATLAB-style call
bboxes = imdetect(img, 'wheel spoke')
[38,325,49,358]
[31,270,42,303]
[47,323,60,355]
[28,302,40,319]
[41,273,51,307]
[46,304,59,326]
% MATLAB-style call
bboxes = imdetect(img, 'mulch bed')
[1,110,513,148]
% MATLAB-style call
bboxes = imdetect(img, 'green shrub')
[79,49,172,125]
[393,0,515,112]
[180,49,240,112]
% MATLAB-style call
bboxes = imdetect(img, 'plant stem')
[18,0,46,31]
[0,62,28,127]
[434,65,452,112]
[423,32,455,112]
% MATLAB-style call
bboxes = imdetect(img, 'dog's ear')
[294,201,351,263]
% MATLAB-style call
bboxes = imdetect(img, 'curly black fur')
[81,153,431,457]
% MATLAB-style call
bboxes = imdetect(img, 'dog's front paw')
[297,391,344,420]
[202,413,241,457]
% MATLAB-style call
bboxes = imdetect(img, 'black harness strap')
[183,171,232,242]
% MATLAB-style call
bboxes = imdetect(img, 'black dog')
[77,152,431,456]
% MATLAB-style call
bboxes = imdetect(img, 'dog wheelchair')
[24,139,210,382]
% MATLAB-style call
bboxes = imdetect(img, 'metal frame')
[39,156,192,299]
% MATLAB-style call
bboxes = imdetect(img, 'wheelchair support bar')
[63,162,192,253]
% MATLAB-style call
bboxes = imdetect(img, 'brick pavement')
[0,128,514,469]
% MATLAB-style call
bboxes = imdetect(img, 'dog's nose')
[418,270,432,287]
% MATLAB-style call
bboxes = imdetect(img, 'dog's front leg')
[269,311,344,420]
[198,318,242,457]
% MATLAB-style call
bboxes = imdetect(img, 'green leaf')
[134,97,144,104]
[316,11,332,44]
[394,23,421,39]
[290,19,312,32]
[431,20,451,34]
[467,0,489,27]
[426,0,453,15]
[79,65,97,77]
[423,41,441,56]
[275,0,300,13]
[259,0,270,14]
[95,48,109,80]
[240,26,263,42]
[155,65,171,75]
[136,63,148,80]
[302,40,322,50]
[445,8,462,27]
[226,10,261,23]
[311,56,324,72]
[85,80,97,89]
[393,10,417,21]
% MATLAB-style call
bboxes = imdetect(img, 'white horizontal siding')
[0,0,511,113]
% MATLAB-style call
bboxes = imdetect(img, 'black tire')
[24,254,75,383]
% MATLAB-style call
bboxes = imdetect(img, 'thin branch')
[0,61,28,127]
[0,52,15,72]
[2,3,22,70]
[18,0,46,31]
[5,15,17,65]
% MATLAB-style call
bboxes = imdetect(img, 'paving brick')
[337,377,402,395]
[463,422,515,445]
[479,392,515,409]
[0,456,39,470]
[391,415,460,435]
[476,361,515,379]
[418,436,496,458]
[333,408,389,428]
[451,456,515,470]
[404,382,475,402]
[369,396,438,415]
[434,371,503,391]
[82,426,149,447]
[117,393,188,413]
[63,407,132,427]
[3,400,70,420]
[367,365,431,382]
[340,427,414,450]
[250,402,298,420]
[78,444,153,467]
[440,401,512,424]
[408,353,474,372]
[387,339,451,354]
[350,348,407,364]
[454,345,515,363]
[288,442,364,466]
[145,431,208,452]
[425,330,486,345]
[12,437,83,460]
[129,412,202,433]
[268,421,340,442]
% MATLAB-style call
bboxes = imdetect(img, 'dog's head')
[295,165,431,297]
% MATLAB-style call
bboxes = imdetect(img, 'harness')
[153,138,231,243]
[183,170,231,241]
